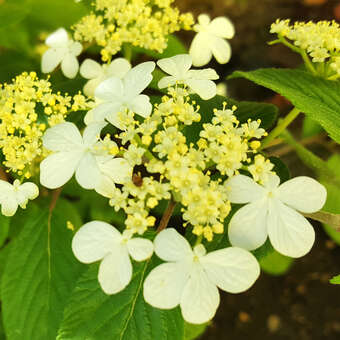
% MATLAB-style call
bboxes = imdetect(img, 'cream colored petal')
[80,59,103,79]
[277,176,327,213]
[197,14,211,26]
[189,33,213,67]
[154,228,192,262]
[209,17,235,39]
[107,58,131,78]
[18,182,39,200]
[228,199,269,251]
[95,175,116,198]
[180,264,220,324]
[187,68,219,80]
[1,197,18,217]
[95,77,124,101]
[201,247,260,293]
[129,94,152,118]
[268,200,315,258]
[83,78,102,97]
[127,238,154,261]
[61,54,79,79]
[43,122,83,152]
[225,174,266,204]
[186,78,216,100]
[88,102,122,125]
[210,36,232,64]
[69,41,82,56]
[157,54,192,77]
[157,76,177,89]
[46,28,68,47]
[72,220,121,263]
[98,157,132,184]
[41,48,64,73]
[82,122,106,146]
[98,247,132,294]
[75,152,101,189]
[143,262,190,309]
[40,151,83,189]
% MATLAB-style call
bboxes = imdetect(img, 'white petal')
[189,33,213,67]
[129,94,152,118]
[82,122,106,146]
[72,220,121,263]
[46,28,68,47]
[127,238,154,261]
[226,174,266,204]
[107,58,131,78]
[43,122,83,152]
[186,78,216,100]
[143,262,189,309]
[201,247,260,293]
[40,151,83,189]
[18,182,39,200]
[41,48,64,73]
[75,153,101,189]
[263,173,280,190]
[86,102,122,125]
[277,176,327,213]
[267,200,315,258]
[80,59,103,79]
[187,68,219,80]
[210,36,232,64]
[1,197,18,217]
[98,247,132,294]
[123,61,155,98]
[228,200,269,251]
[61,54,79,79]
[95,175,116,198]
[157,55,192,77]
[95,77,124,101]
[154,228,192,262]
[198,14,211,26]
[69,41,82,56]
[83,78,102,97]
[208,17,235,39]
[98,158,132,184]
[157,76,177,89]
[180,265,220,324]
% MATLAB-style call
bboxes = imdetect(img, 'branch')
[157,199,176,233]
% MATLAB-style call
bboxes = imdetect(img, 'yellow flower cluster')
[270,20,340,79]
[0,72,87,177]
[73,0,194,61]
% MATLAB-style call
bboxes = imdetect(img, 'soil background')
[174,0,340,339]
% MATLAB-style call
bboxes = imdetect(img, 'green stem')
[134,134,155,161]
[300,50,317,75]
[123,44,132,62]
[195,234,203,246]
[261,107,300,149]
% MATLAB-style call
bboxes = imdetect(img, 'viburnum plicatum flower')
[0,180,39,216]
[189,14,235,67]
[80,58,131,97]
[40,122,132,189]
[227,174,327,258]
[72,221,153,294]
[143,228,260,324]
[157,54,219,100]
[84,62,155,128]
[41,28,82,78]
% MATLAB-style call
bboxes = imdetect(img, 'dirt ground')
[175,0,340,339]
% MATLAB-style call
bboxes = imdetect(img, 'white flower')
[40,122,132,189]
[143,228,260,324]
[0,180,39,216]
[227,174,327,258]
[41,28,82,79]
[72,221,154,294]
[80,58,131,97]
[84,61,155,128]
[189,14,235,67]
[157,54,219,100]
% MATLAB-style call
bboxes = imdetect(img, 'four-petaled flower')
[157,54,219,100]
[80,58,131,97]
[189,14,235,67]
[143,228,260,324]
[227,174,327,258]
[84,62,155,128]
[41,28,82,79]
[40,122,132,189]
[0,180,39,216]
[72,221,154,294]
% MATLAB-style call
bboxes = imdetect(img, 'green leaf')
[259,250,294,276]
[57,260,185,340]
[1,199,85,340]
[184,94,278,144]
[330,274,340,284]
[302,116,323,138]
[269,156,290,183]
[184,322,208,340]
[0,3,29,29]
[0,215,10,248]
[230,68,340,143]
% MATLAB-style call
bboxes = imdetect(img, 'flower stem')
[195,234,203,246]
[156,199,176,233]
[261,107,300,149]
